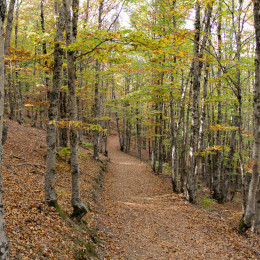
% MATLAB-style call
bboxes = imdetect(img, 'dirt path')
[97,136,258,259]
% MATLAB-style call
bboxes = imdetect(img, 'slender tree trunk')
[58,68,68,147]
[252,190,260,233]
[125,77,131,154]
[241,0,260,232]
[40,0,49,89]
[14,2,23,125]
[157,101,163,174]
[64,0,87,219]
[0,1,9,257]
[136,107,142,159]
[157,73,164,174]
[180,85,192,193]
[93,59,101,160]
[93,0,104,160]
[4,0,15,122]
[152,102,158,173]
[172,71,187,192]
[187,2,201,203]
[212,1,224,202]
[59,91,68,147]
[187,1,213,203]
[45,2,65,205]
[78,64,84,144]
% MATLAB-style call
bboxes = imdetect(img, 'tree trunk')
[93,59,101,160]
[125,77,131,154]
[241,0,260,232]
[187,1,213,203]
[64,0,87,220]
[59,91,68,147]
[14,2,23,125]
[252,190,260,233]
[45,2,65,205]
[4,0,15,122]
[0,1,9,257]
[187,2,201,203]
[136,107,142,159]
[93,0,104,160]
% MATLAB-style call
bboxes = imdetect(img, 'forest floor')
[96,134,260,259]
[2,119,260,259]
[2,119,109,259]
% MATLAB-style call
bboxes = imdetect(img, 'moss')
[197,194,216,211]
[239,216,249,235]
[71,237,99,259]
[80,142,94,149]
[53,200,70,221]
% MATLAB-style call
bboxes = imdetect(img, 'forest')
[0,0,260,258]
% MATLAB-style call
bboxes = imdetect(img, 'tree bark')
[241,0,260,232]
[187,2,201,203]
[93,0,104,160]
[187,1,213,203]
[64,0,88,220]
[45,1,65,205]
[0,0,9,257]
[4,0,15,122]
[4,0,15,55]
[93,59,101,159]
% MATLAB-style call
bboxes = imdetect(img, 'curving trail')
[97,136,258,259]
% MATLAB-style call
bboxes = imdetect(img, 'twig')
[2,163,19,175]
[250,246,260,256]
[196,204,226,221]
[243,244,260,256]
[30,170,45,175]
[17,163,45,168]
[9,152,24,160]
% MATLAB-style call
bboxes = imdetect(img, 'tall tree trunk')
[64,0,88,220]
[125,77,131,154]
[45,2,65,205]
[59,90,68,147]
[157,74,164,174]
[187,1,213,203]
[78,64,84,144]
[93,0,104,160]
[241,0,260,232]
[14,1,23,125]
[93,59,101,159]
[212,0,224,202]
[0,0,9,257]
[4,0,15,54]
[4,0,15,121]
[180,85,192,193]
[40,0,49,89]
[58,68,68,147]
[187,2,201,203]
[172,71,187,193]
[136,107,142,159]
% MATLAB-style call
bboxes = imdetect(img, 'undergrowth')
[197,194,217,211]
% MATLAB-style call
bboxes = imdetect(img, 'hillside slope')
[2,119,108,259]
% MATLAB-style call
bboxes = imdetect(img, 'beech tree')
[45,1,65,206]
[241,0,260,233]
[0,0,9,258]
[63,0,88,219]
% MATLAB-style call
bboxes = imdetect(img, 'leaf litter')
[96,136,260,259]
